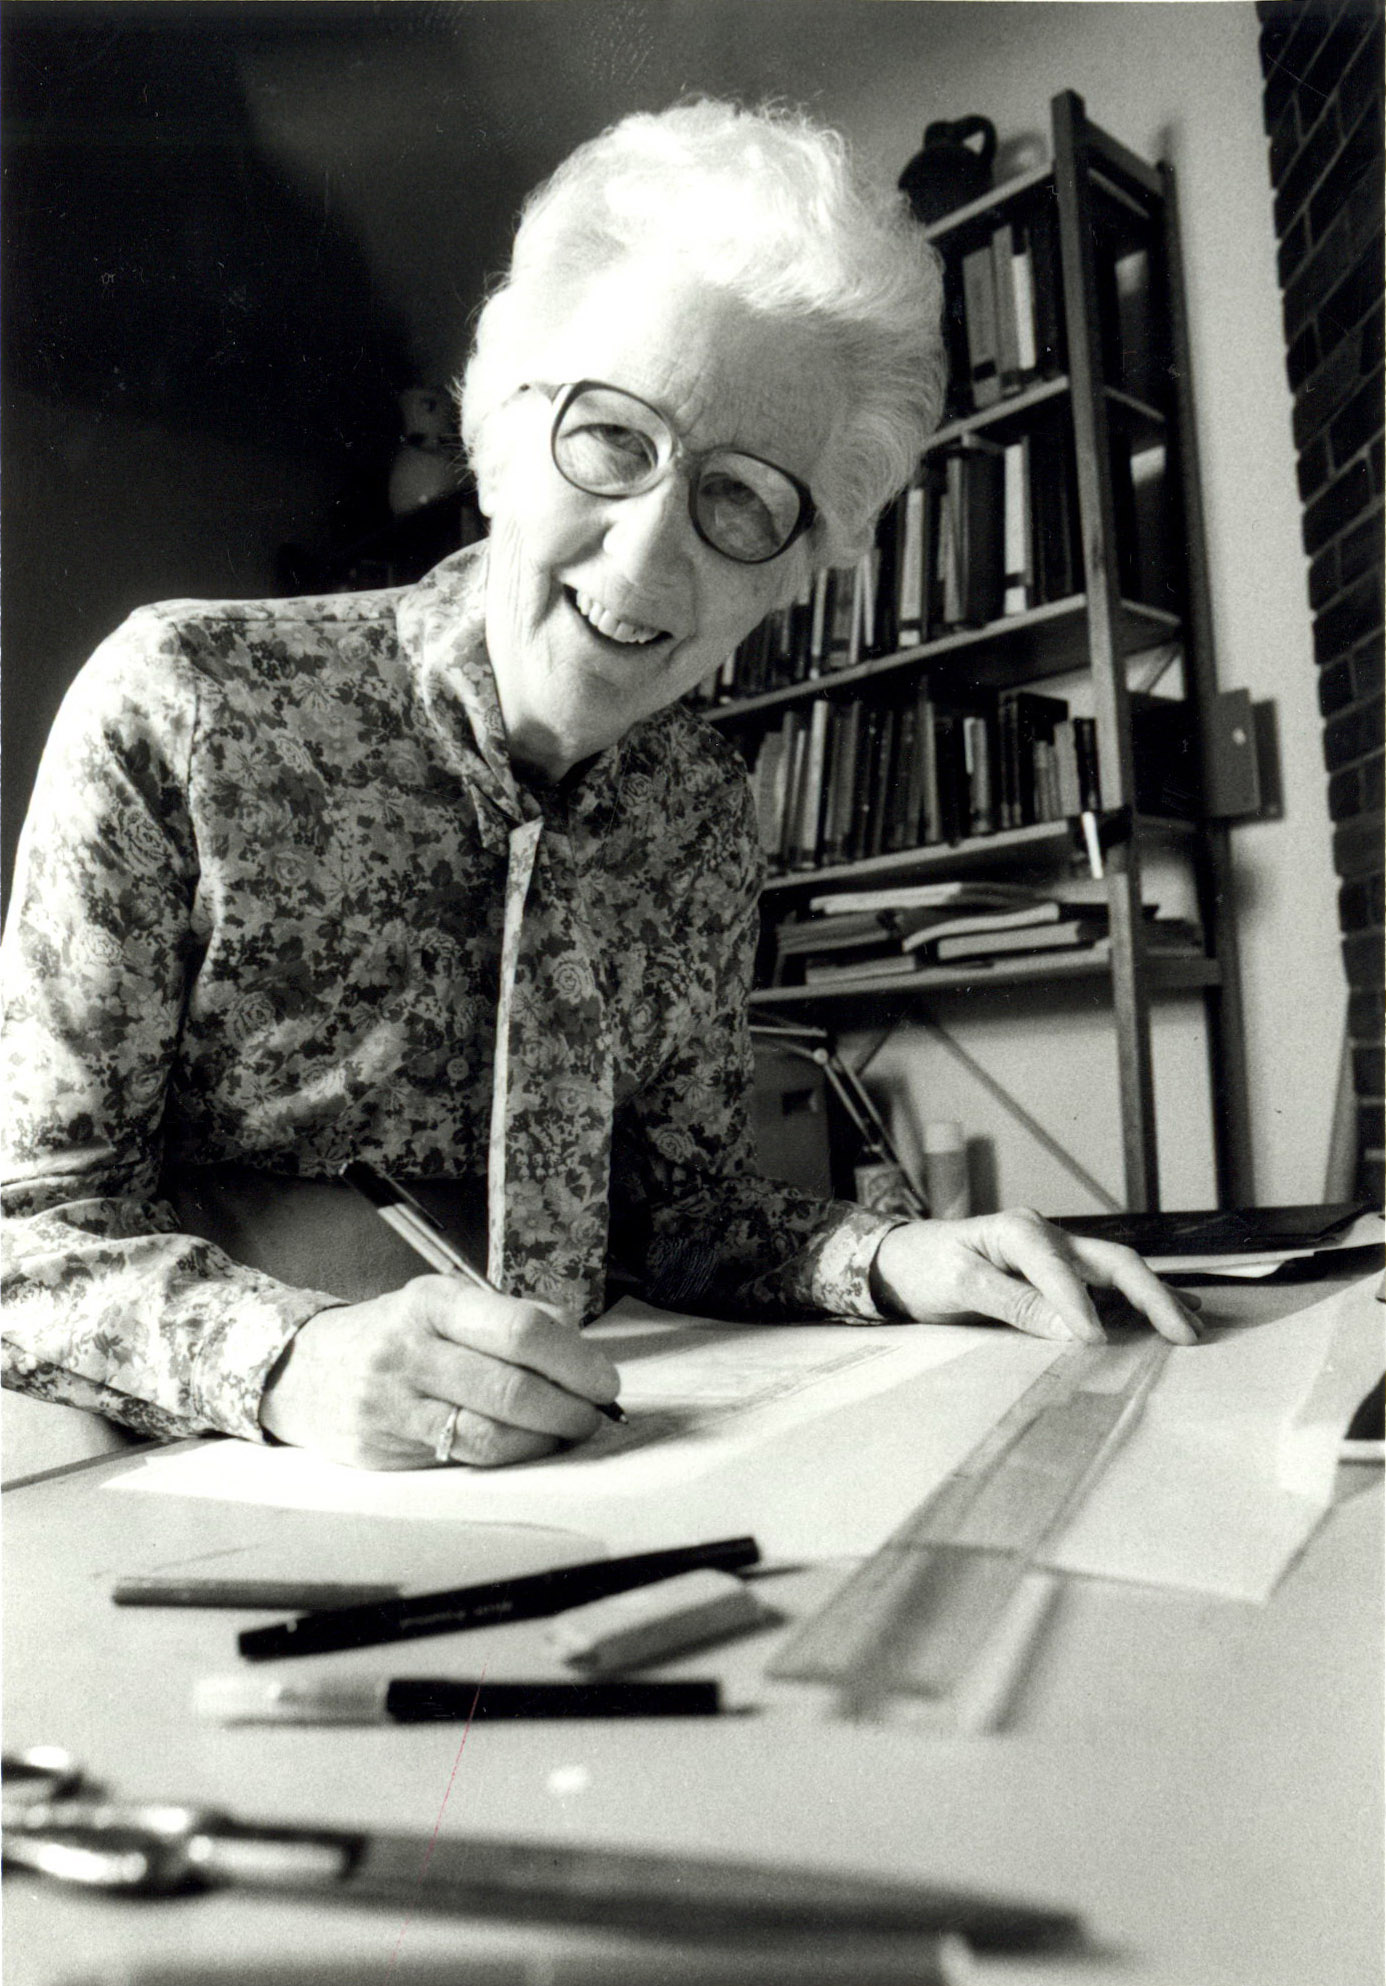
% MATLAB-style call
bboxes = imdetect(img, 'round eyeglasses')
[540,380,817,566]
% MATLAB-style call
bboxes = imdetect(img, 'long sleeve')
[1,618,338,1440]
[609,771,898,1323]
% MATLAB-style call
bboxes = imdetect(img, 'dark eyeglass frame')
[534,379,818,566]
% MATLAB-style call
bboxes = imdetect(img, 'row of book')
[770,880,1202,988]
[748,685,1197,876]
[941,206,1159,421]
[947,214,1066,417]
[750,679,1191,873]
[692,415,1083,705]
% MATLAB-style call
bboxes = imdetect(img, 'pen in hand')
[341,1161,625,1425]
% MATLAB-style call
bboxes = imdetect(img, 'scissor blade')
[338,1831,1080,1951]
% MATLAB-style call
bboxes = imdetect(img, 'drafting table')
[3,1267,1381,1986]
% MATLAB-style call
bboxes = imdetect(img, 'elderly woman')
[2,101,1197,1473]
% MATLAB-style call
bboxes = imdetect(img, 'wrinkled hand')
[259,1277,621,1470]
[869,1208,1200,1345]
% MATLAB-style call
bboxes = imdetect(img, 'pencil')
[341,1160,624,1424]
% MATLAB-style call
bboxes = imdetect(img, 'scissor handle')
[1,1749,89,1809]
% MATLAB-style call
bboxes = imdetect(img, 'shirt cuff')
[186,1281,345,1443]
[808,1206,911,1322]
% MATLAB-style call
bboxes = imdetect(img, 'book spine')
[808,567,831,676]
[777,710,808,871]
[886,698,920,854]
[991,222,1022,397]
[825,567,856,670]
[957,440,1006,628]
[846,706,882,863]
[866,706,898,859]
[1012,228,1038,379]
[822,699,862,867]
[897,478,926,647]
[963,712,995,838]
[1029,203,1066,379]
[961,244,1002,410]
[1002,436,1033,615]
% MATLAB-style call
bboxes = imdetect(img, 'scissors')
[0,1748,1078,1950]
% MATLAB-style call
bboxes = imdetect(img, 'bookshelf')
[701,91,1254,1212]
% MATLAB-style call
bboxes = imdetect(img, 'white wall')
[244,1,1342,1209]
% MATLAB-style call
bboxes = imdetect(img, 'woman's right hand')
[257,1277,621,1471]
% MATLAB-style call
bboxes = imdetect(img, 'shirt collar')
[397,541,637,838]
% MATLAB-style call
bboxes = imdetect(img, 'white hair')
[458,99,946,563]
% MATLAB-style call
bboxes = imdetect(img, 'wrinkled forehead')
[525,259,845,487]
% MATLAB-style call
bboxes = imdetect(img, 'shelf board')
[928,375,1071,451]
[751,948,1221,1008]
[703,595,1182,719]
[921,162,1054,242]
[762,821,1075,896]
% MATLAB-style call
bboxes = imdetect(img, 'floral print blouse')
[2,545,894,1444]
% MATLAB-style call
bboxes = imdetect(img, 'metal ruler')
[769,1337,1169,1726]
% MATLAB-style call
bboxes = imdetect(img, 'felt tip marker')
[341,1161,624,1424]
[195,1675,722,1723]
[237,1535,761,1662]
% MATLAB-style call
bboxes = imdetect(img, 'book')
[788,699,831,868]
[821,700,862,867]
[808,878,1043,916]
[1029,411,1081,603]
[897,898,1081,953]
[963,711,996,837]
[825,567,856,671]
[895,475,928,647]
[803,950,923,987]
[1002,437,1034,615]
[932,917,1109,962]
[1012,227,1039,378]
[865,706,898,860]
[1026,203,1066,379]
[885,697,920,854]
[939,439,1006,628]
[991,222,1023,396]
[846,706,883,864]
[808,567,832,674]
[775,908,890,955]
[776,709,809,871]
[961,243,1002,409]
[750,726,790,856]
[914,683,942,847]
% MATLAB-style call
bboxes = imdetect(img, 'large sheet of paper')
[109,1279,1383,1599]
[106,1308,1058,1558]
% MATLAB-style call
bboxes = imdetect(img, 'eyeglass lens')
[551,384,806,563]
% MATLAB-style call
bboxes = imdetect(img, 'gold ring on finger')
[434,1402,464,1465]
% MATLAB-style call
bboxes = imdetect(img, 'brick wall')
[1258,0,1384,1203]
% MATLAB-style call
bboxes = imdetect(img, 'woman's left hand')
[869,1208,1200,1345]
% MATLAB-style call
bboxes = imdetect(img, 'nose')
[601,469,699,583]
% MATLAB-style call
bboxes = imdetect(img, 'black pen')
[195,1674,722,1723]
[341,1160,624,1424]
[237,1536,761,1662]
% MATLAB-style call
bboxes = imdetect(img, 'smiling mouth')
[567,587,671,648]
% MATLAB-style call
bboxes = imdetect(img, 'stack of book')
[772,881,1200,987]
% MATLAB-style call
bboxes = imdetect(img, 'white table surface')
[4,1270,1382,1986]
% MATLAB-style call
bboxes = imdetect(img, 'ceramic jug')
[898,117,997,224]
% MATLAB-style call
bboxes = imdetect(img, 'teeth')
[573,590,664,645]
